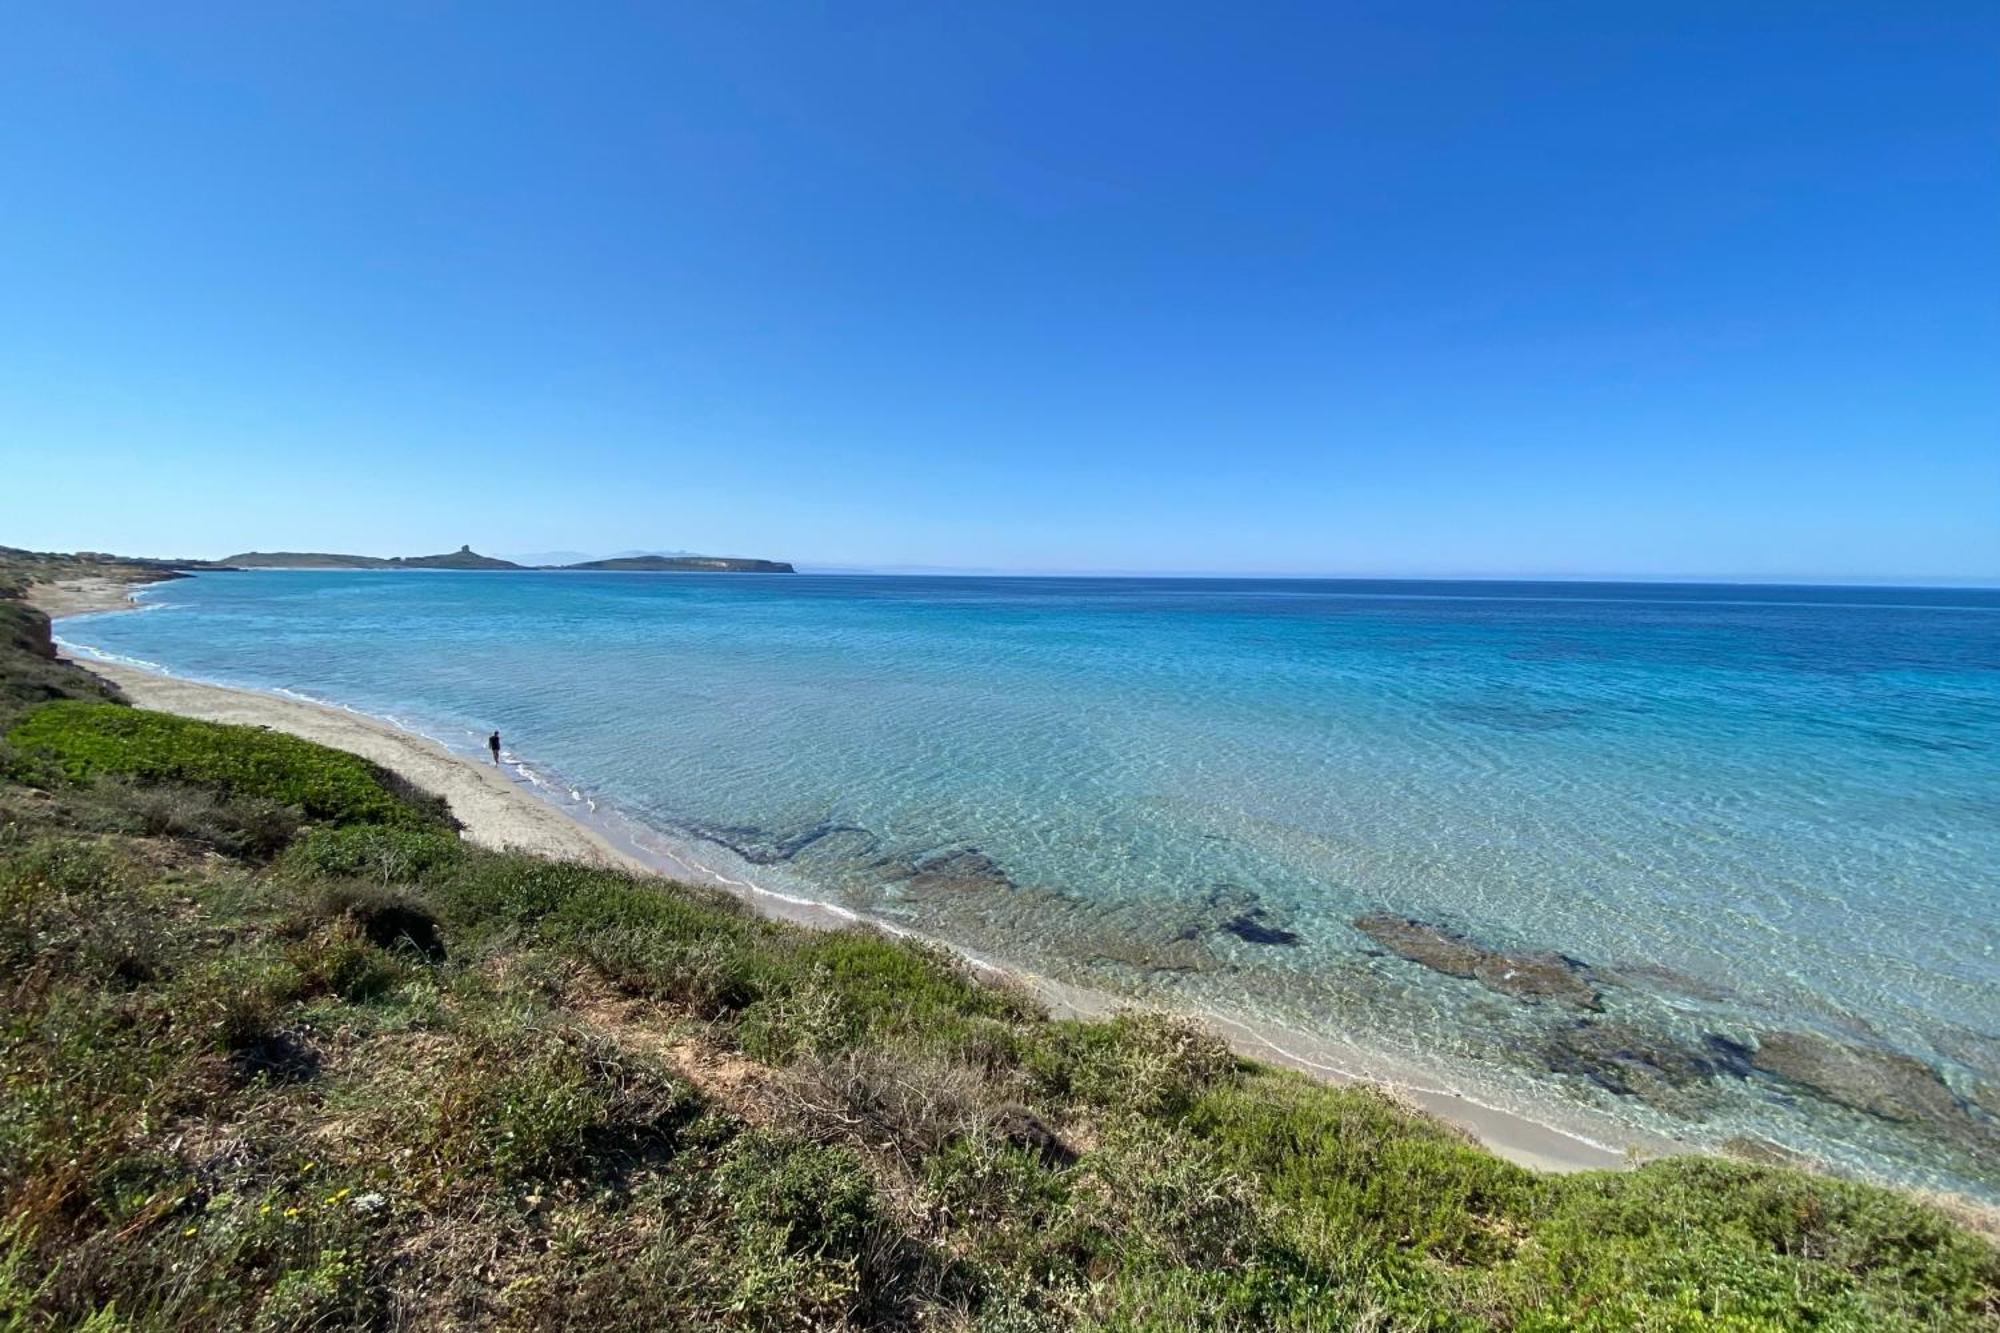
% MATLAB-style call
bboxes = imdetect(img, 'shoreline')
[43,579,1649,1174]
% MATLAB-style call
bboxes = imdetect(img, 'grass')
[0,584,1995,1329]
[8,701,453,830]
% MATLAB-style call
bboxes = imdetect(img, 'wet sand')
[39,578,1640,1174]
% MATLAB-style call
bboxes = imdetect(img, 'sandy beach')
[26,574,165,617]
[83,660,660,871]
[40,577,1640,1174]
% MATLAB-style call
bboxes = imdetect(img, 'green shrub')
[1068,1124,1265,1271]
[738,931,1033,1064]
[431,852,627,929]
[303,880,446,960]
[0,835,161,986]
[283,824,462,884]
[287,917,410,1002]
[574,928,766,1015]
[421,1021,694,1185]
[7,701,450,829]
[172,952,308,1054]
[720,1129,881,1257]
[1026,1012,1237,1119]
[1498,1158,2000,1328]
[1186,1071,1540,1266]
[713,1129,896,1324]
[92,777,303,859]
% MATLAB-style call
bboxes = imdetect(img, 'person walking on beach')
[488,730,502,765]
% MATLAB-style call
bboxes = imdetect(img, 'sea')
[53,571,2000,1198]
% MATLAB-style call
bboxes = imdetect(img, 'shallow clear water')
[57,571,2000,1195]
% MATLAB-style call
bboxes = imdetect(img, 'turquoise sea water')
[56,572,2000,1195]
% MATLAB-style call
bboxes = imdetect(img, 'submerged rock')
[1085,934,1219,978]
[1219,912,1303,947]
[1179,885,1303,948]
[1354,913,1601,1009]
[1535,1020,1745,1117]
[1749,1032,1966,1125]
[897,846,1018,895]
[692,816,877,866]
[1598,961,1734,1004]
[1353,914,1486,977]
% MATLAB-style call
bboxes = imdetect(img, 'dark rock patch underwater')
[1354,912,1602,1009]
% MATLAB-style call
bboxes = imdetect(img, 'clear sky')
[2,3,1995,579]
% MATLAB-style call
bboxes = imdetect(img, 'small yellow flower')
[283,1207,302,1219]
[300,1161,316,1174]
[182,1225,198,1237]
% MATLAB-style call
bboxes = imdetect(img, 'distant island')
[216,545,794,573]
[558,554,795,573]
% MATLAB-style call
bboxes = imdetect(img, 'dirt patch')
[570,991,778,1122]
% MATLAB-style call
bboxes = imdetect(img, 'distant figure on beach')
[488,731,502,765]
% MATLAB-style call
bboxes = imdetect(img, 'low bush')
[779,1046,1002,1164]
[172,951,308,1054]
[715,1129,902,1325]
[420,1019,696,1187]
[1026,1011,1238,1119]
[574,927,765,1015]
[432,852,633,930]
[304,880,446,959]
[0,834,161,987]
[283,823,462,884]
[1494,1157,2000,1328]
[92,777,303,859]
[738,931,1035,1065]
[1186,1071,1541,1267]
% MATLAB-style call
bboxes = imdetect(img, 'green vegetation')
[9,703,449,830]
[0,586,1994,1329]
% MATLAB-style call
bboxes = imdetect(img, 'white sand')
[27,575,158,617]
[38,577,1641,1174]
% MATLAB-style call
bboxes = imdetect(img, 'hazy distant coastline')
[217,545,795,573]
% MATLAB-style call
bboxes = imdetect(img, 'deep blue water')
[57,572,2000,1194]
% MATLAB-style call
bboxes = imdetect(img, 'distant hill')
[554,555,794,573]
[215,552,385,569]
[217,546,792,573]
[220,546,521,570]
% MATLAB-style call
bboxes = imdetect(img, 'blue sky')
[2,3,1994,579]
